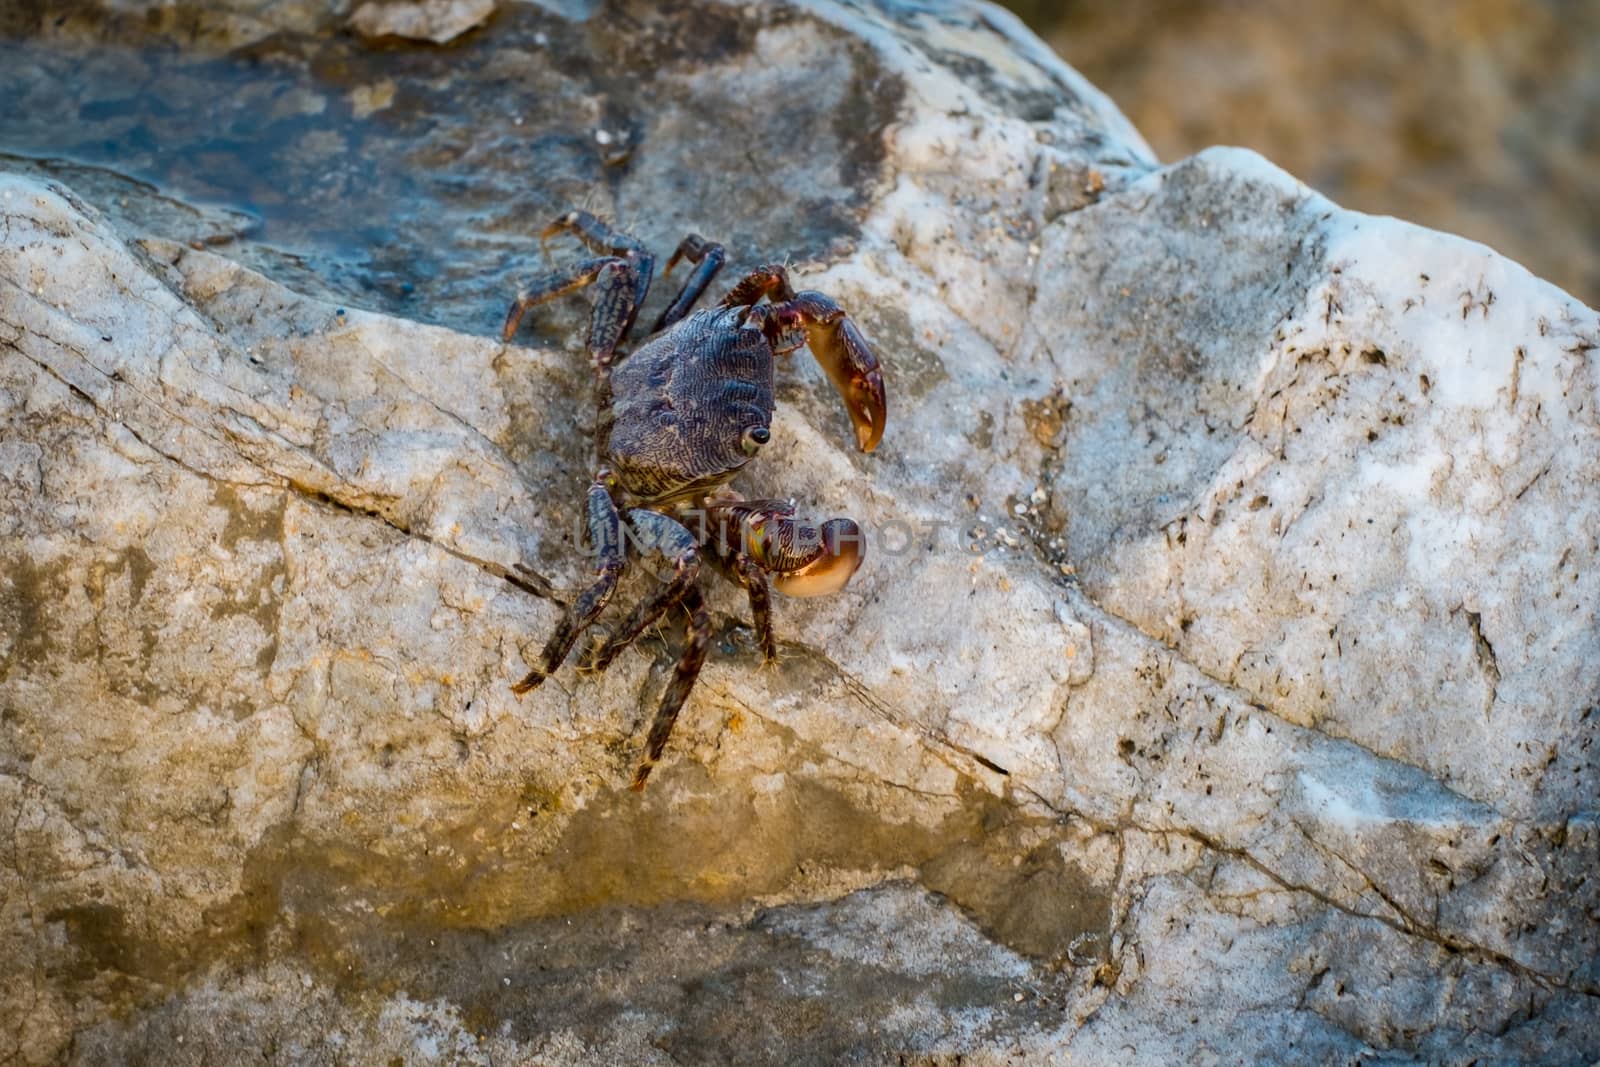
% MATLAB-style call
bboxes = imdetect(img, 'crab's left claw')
[792,292,887,452]
[751,514,865,598]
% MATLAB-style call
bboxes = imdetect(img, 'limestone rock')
[1035,0,1600,310]
[348,0,497,44]
[0,1,1595,1063]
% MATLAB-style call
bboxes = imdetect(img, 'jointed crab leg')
[512,478,626,696]
[698,500,779,662]
[505,209,657,366]
[649,234,726,334]
[632,584,711,791]
[729,553,776,662]
[502,244,649,460]
[542,209,652,262]
[502,256,649,373]
[502,257,623,343]
[582,260,647,371]
[581,510,701,674]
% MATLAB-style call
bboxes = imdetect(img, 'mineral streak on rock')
[0,1,1596,1064]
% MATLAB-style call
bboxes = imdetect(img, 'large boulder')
[1033,0,1600,311]
[1,1,1595,1062]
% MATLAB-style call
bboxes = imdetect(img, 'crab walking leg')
[498,252,646,461]
[631,584,712,791]
[511,478,626,696]
[582,259,652,464]
[502,257,626,342]
[506,210,656,346]
[581,510,701,674]
[542,209,651,260]
[542,210,655,339]
[730,554,776,662]
[583,259,648,371]
[698,500,779,662]
[648,234,726,334]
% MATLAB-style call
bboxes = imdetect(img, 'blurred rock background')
[1004,0,1600,308]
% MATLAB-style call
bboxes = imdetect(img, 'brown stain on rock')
[110,545,156,607]
[49,719,1112,1026]
[208,484,287,682]
[23,695,1114,1057]
[0,554,58,676]
[203,745,1108,974]
[214,484,285,552]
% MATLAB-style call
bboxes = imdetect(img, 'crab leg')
[631,584,712,791]
[543,210,655,338]
[542,209,651,261]
[506,210,656,351]
[649,234,726,333]
[504,257,649,369]
[697,500,780,662]
[729,554,776,662]
[511,477,626,696]
[581,510,701,674]
[581,260,647,371]
[502,257,616,342]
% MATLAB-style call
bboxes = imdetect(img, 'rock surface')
[1031,0,1600,311]
[1,1,1596,1064]
[348,0,497,44]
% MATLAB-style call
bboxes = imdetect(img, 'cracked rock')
[0,1,1596,1064]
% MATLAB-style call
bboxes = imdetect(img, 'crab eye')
[741,426,770,455]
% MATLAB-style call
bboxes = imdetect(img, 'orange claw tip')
[772,518,865,598]
[806,312,886,454]
[836,316,886,452]
[852,367,887,453]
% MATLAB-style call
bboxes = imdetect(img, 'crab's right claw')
[794,292,887,453]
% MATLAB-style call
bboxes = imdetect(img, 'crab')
[502,211,886,789]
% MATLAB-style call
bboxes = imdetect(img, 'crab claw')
[791,292,887,453]
[753,515,865,598]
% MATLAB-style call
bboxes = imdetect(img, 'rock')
[348,0,497,44]
[1,1,1596,1064]
[1033,0,1600,310]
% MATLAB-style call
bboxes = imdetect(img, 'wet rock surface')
[0,0,900,334]
[1,1,1597,1064]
